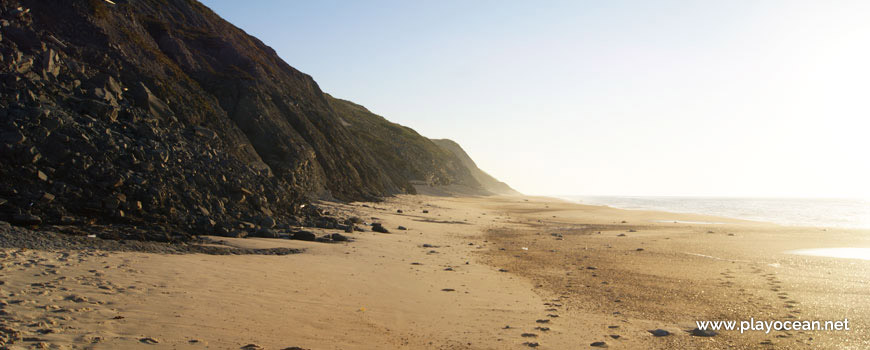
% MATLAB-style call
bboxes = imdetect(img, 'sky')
[201,0,870,198]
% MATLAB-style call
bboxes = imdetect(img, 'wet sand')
[0,195,867,349]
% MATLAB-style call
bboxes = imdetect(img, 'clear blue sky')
[201,0,870,198]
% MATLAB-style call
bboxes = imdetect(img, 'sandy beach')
[1,195,867,349]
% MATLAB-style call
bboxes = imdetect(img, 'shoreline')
[0,194,867,349]
[552,195,870,231]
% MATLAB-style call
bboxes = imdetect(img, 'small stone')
[194,126,218,139]
[591,341,608,347]
[37,170,48,181]
[691,328,717,337]
[649,329,671,337]
[139,337,159,344]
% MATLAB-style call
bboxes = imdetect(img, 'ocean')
[559,196,870,229]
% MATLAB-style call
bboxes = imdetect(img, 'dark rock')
[591,341,608,348]
[1,130,27,144]
[250,229,279,239]
[396,209,403,213]
[397,225,407,230]
[328,233,348,242]
[649,329,671,337]
[291,231,316,241]
[422,210,429,213]
[131,82,173,119]
[371,223,389,233]
[193,126,218,140]
[691,328,717,337]
[11,214,41,226]
[259,216,277,229]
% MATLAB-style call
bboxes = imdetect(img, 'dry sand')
[1,195,867,349]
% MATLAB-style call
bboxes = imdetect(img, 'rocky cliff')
[431,139,519,196]
[0,0,514,240]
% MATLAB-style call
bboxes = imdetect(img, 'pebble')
[649,329,671,337]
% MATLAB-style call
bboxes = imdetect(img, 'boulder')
[131,82,173,119]
[371,223,389,233]
[250,228,279,239]
[329,233,348,242]
[291,230,315,241]
[259,216,276,229]
[11,213,41,226]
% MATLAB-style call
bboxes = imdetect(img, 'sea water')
[559,196,870,229]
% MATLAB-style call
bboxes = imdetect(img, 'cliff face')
[431,139,519,196]
[326,95,489,195]
[0,0,514,239]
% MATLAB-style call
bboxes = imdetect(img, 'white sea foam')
[560,196,870,229]
[787,248,870,261]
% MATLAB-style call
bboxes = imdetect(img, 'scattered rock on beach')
[241,344,264,350]
[591,341,608,348]
[649,329,671,337]
[397,226,407,230]
[139,337,160,344]
[328,233,348,242]
[291,231,316,241]
[691,328,717,337]
[521,333,537,338]
[371,223,389,233]
[250,229,279,239]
